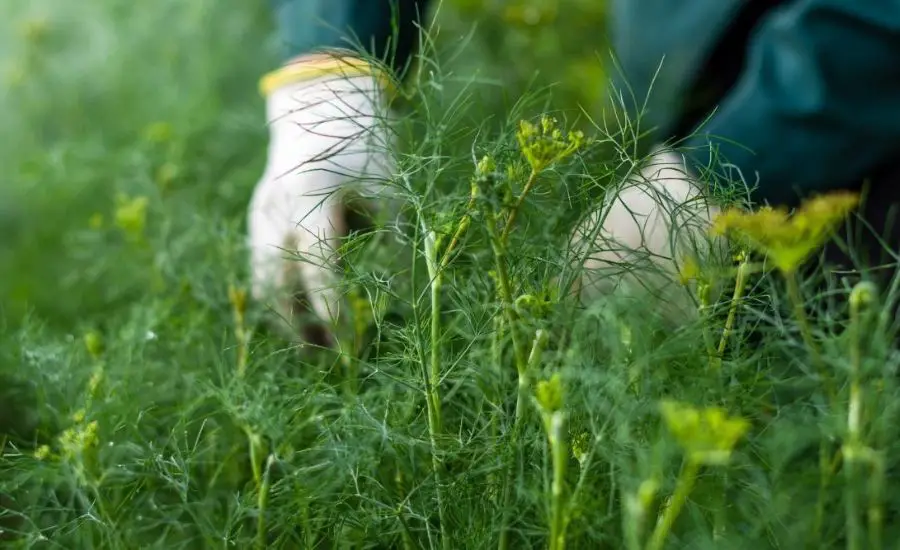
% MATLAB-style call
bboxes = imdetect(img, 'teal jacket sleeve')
[683,0,900,207]
[271,0,431,73]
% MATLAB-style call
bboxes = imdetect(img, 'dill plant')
[4,2,900,550]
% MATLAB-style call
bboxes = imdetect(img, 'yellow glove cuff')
[259,53,396,98]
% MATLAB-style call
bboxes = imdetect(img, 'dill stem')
[424,230,450,550]
[784,271,834,399]
[255,455,274,550]
[646,459,700,550]
[546,411,568,550]
[501,168,539,245]
[712,258,750,369]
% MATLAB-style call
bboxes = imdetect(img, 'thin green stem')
[439,196,476,271]
[845,304,863,550]
[428,274,445,432]
[646,459,700,550]
[868,454,884,550]
[546,411,568,550]
[500,168,540,245]
[423,230,450,550]
[811,444,842,547]
[711,259,750,370]
[488,164,547,549]
[255,454,274,550]
[498,329,549,550]
[845,283,874,550]
[697,282,717,367]
[844,445,863,550]
[784,271,833,399]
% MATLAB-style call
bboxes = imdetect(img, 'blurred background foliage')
[0,0,611,329]
[437,0,610,119]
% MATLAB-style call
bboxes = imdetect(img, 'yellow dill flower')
[476,154,496,177]
[71,408,86,424]
[114,194,149,240]
[143,121,173,145]
[88,213,104,229]
[536,372,564,414]
[711,191,859,275]
[571,431,590,466]
[514,293,552,319]
[849,280,877,312]
[677,255,702,287]
[58,420,99,460]
[516,115,585,173]
[660,400,750,466]
[83,331,103,359]
[33,444,52,461]
[156,162,180,191]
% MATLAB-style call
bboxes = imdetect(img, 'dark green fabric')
[277,0,900,208]
[681,0,900,207]
[611,0,900,207]
[270,0,431,74]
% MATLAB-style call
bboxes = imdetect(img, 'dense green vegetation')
[2,1,898,548]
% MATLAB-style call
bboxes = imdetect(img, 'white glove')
[248,66,394,345]
[571,147,722,319]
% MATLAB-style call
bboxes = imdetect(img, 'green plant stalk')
[844,446,863,550]
[396,502,416,550]
[423,230,450,550]
[811,443,842,547]
[500,168,539,245]
[784,270,833,398]
[785,270,838,546]
[520,329,550,431]
[545,410,568,550]
[489,240,528,369]
[246,428,265,488]
[498,328,549,550]
[492,314,506,436]
[425,235,444,433]
[713,472,728,542]
[697,282,718,368]
[868,453,884,550]
[229,285,249,379]
[488,164,544,550]
[255,454,274,550]
[439,195,476,271]
[646,459,701,550]
[624,492,647,550]
[845,308,863,550]
[712,258,750,369]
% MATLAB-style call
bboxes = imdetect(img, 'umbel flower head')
[711,191,859,275]
[536,372,564,414]
[660,400,750,466]
[516,115,585,172]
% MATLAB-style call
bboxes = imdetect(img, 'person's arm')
[249,1,431,345]
[683,0,900,207]
[270,0,431,72]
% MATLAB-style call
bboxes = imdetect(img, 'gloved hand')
[248,55,394,345]
[571,147,723,319]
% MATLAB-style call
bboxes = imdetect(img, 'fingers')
[290,195,347,328]
[251,71,395,345]
[248,182,302,339]
[572,148,722,317]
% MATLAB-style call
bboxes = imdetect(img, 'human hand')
[248,66,394,346]
[571,147,722,318]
